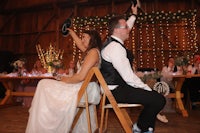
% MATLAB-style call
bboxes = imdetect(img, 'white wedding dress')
[26,79,101,133]
[26,56,101,132]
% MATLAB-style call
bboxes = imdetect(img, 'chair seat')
[104,103,142,108]
[100,102,142,133]
[77,102,91,107]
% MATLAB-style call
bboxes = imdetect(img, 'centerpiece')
[175,56,189,74]
[36,43,64,74]
[11,58,26,76]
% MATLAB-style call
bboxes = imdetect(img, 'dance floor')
[0,102,200,133]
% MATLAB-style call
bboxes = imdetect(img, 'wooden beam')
[0,0,126,14]
[31,13,57,45]
[0,12,16,32]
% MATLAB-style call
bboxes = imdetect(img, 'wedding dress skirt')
[26,79,101,133]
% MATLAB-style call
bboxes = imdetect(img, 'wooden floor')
[0,102,200,133]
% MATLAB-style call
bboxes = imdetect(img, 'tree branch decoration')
[36,43,64,73]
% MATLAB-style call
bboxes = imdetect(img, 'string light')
[183,18,190,59]
[191,14,198,53]
[159,20,165,65]
[166,21,172,57]
[181,18,186,52]
[174,23,179,56]
[151,21,156,69]
[145,23,150,67]
[70,10,197,70]
[139,24,143,68]
[72,18,77,62]
[131,27,136,66]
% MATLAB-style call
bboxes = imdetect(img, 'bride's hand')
[54,74,63,81]
[54,75,67,82]
[60,76,68,83]
[66,28,73,34]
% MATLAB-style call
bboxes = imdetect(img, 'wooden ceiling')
[1,0,196,14]
[0,0,126,13]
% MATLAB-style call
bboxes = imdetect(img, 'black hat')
[131,0,137,7]
[61,18,71,37]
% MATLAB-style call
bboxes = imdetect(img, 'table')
[168,74,200,117]
[0,75,54,105]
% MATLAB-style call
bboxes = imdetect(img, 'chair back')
[76,67,134,133]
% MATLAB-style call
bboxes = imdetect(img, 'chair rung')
[77,102,92,108]
[104,103,142,108]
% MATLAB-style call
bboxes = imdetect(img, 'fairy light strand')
[70,10,197,69]
[145,23,150,67]
[151,21,156,69]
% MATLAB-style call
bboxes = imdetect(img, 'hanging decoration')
[70,9,197,69]
[36,43,64,73]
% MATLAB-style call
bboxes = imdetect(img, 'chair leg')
[99,106,105,133]
[99,94,106,133]
[86,105,92,133]
[70,108,84,131]
[99,107,109,133]
[71,105,98,133]
[104,108,133,132]
[93,105,99,130]
[104,108,109,132]
[121,108,133,127]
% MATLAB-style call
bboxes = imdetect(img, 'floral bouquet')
[11,58,26,76]
[175,56,189,74]
[138,71,162,89]
[48,60,63,69]
[175,56,189,66]
[11,58,26,71]
[36,44,64,73]
[47,59,64,76]
[141,72,162,83]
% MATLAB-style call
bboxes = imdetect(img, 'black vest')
[192,64,198,74]
[100,37,133,86]
[166,65,178,72]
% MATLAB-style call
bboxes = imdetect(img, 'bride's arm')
[68,28,87,52]
[61,49,99,83]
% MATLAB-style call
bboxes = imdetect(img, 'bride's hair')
[83,30,102,51]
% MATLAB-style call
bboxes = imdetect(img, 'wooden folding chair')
[70,94,99,133]
[99,92,142,133]
[70,67,141,133]
[70,68,100,133]
[93,67,142,133]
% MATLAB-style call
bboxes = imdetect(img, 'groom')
[100,4,166,133]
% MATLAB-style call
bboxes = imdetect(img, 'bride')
[26,29,102,133]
